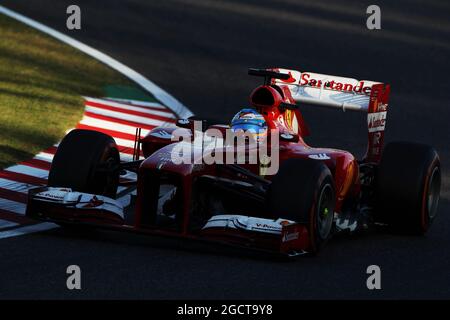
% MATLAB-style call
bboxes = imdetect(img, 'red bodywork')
[26,70,391,257]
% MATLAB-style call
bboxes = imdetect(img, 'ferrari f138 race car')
[26,68,441,256]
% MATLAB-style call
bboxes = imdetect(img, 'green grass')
[0,14,137,169]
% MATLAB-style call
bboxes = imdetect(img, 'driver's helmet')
[230,108,268,141]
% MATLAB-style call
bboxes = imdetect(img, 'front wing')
[26,187,312,257]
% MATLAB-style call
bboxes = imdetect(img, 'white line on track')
[0,220,19,229]
[103,97,170,110]
[0,5,192,118]
[119,153,135,162]
[85,106,170,127]
[0,198,26,215]
[85,97,176,118]
[0,178,38,193]
[5,165,49,179]
[79,116,152,136]
[114,137,142,149]
[33,152,55,163]
[0,223,59,239]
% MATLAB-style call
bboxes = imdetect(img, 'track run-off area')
[0,96,178,238]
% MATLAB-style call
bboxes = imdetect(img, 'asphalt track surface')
[1,0,449,299]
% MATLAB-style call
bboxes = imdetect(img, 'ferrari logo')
[285,109,292,130]
[283,109,299,133]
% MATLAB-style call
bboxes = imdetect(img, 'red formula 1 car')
[26,68,441,256]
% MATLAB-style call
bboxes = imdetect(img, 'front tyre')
[267,159,336,253]
[48,129,120,198]
[376,142,441,234]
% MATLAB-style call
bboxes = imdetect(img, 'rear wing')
[271,68,391,162]
[271,68,390,112]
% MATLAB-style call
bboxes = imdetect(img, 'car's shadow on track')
[39,196,449,263]
[43,226,296,262]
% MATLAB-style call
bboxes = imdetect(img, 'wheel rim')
[426,166,440,220]
[316,183,334,240]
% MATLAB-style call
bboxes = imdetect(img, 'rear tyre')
[48,129,120,198]
[375,142,441,234]
[267,158,335,253]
